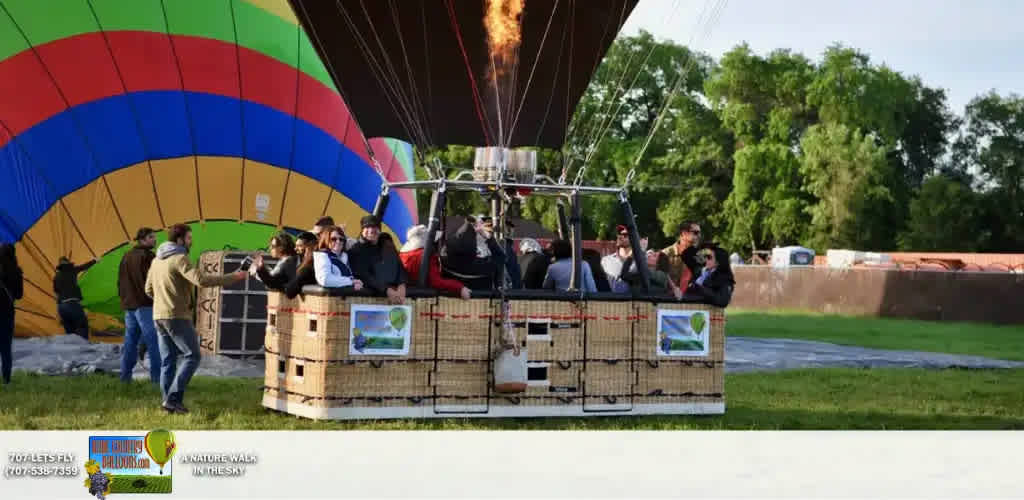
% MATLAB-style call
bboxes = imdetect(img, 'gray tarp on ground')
[9,335,1024,379]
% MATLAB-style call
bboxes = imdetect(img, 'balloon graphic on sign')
[144,429,177,475]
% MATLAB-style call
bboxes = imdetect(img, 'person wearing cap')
[444,215,506,290]
[54,256,97,340]
[662,221,704,288]
[348,215,407,304]
[601,224,639,293]
[399,225,472,299]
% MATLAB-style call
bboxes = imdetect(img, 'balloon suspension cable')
[621,167,637,192]
[573,165,587,187]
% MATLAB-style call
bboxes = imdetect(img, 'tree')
[800,123,893,251]
[953,91,1024,248]
[898,175,987,251]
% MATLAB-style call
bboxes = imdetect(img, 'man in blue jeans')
[144,224,245,414]
[117,228,160,384]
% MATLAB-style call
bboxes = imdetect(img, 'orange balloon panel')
[61,176,132,255]
[241,160,289,225]
[325,190,399,241]
[197,156,244,222]
[278,172,332,232]
[150,157,201,226]
[104,163,166,235]
[24,203,96,265]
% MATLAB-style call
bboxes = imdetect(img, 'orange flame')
[485,0,524,75]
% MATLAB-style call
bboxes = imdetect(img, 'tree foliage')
[410,32,1022,255]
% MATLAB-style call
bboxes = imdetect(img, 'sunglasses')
[330,236,344,242]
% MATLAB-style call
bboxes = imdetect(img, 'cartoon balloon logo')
[690,313,706,335]
[144,430,177,475]
[389,307,408,332]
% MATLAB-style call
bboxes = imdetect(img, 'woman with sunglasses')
[312,226,363,291]
[253,232,298,291]
[684,246,735,307]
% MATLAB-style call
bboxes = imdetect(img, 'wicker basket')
[263,290,726,420]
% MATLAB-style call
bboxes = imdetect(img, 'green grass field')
[669,339,705,351]
[1,368,1022,430]
[366,336,405,349]
[727,309,1024,361]
[110,474,172,494]
[5,310,1024,430]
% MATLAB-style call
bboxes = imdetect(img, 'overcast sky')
[620,0,1024,114]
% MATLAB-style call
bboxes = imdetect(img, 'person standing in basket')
[348,215,407,304]
[117,228,160,384]
[53,256,97,340]
[145,224,246,414]
[0,243,24,385]
[253,232,299,291]
[661,221,704,288]
[312,226,363,291]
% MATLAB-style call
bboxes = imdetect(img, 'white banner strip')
[1,431,1021,499]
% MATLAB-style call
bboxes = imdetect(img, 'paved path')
[10,334,1024,379]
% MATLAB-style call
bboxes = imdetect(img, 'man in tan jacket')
[145,224,245,414]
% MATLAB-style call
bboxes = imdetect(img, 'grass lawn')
[2,368,1022,430]
[727,309,1024,361]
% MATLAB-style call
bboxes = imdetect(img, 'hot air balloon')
[143,429,176,475]
[0,0,417,337]
[289,0,637,149]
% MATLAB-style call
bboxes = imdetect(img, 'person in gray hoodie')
[145,224,245,414]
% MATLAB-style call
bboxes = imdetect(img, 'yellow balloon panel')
[279,172,331,232]
[242,0,299,25]
[198,156,244,222]
[25,203,96,265]
[325,190,399,241]
[15,280,58,322]
[15,240,55,288]
[61,177,131,257]
[241,160,288,225]
[151,157,201,226]
[13,310,60,338]
[105,163,166,236]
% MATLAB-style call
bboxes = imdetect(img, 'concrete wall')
[732,266,1024,324]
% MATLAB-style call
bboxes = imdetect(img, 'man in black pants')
[53,256,96,340]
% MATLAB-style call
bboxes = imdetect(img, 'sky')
[620,0,1024,114]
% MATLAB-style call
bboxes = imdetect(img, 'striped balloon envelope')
[0,0,417,336]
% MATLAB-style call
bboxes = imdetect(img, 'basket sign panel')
[350,304,413,356]
[655,309,710,357]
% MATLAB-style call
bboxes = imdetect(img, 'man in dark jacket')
[347,215,407,304]
[117,227,160,384]
[444,216,506,290]
[54,256,96,340]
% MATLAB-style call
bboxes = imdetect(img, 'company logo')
[85,430,175,497]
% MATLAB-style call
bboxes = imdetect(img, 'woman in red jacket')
[399,225,472,300]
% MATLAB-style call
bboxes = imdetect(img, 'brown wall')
[732,266,1024,324]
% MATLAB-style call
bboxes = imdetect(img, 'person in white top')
[601,224,644,293]
[312,226,364,290]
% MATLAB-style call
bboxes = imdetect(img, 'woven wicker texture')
[582,361,633,408]
[506,299,584,362]
[634,361,723,405]
[585,301,633,360]
[433,361,489,407]
[263,294,726,418]
[492,361,581,407]
[436,298,493,360]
